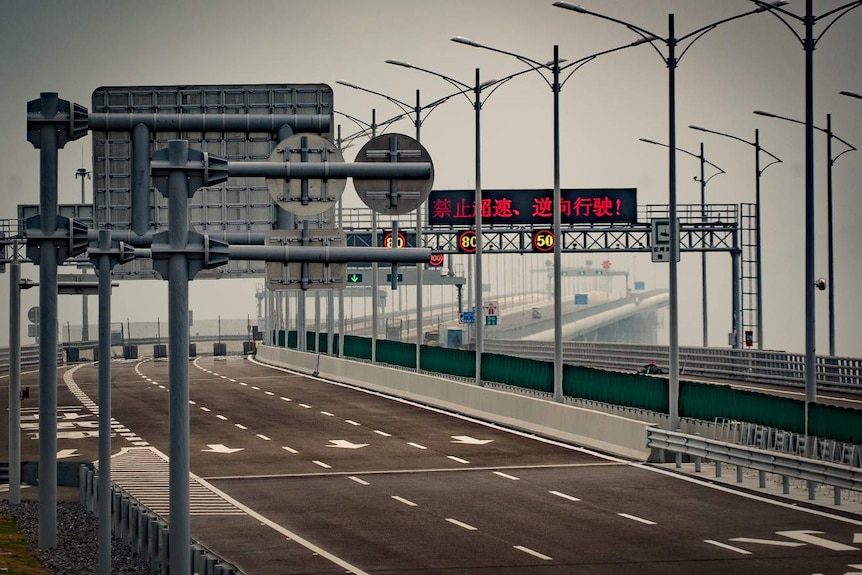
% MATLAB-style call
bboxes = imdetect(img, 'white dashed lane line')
[216,415,228,421]
[618,513,656,525]
[447,456,470,464]
[282,446,298,454]
[345,419,361,426]
[256,434,271,441]
[348,476,369,485]
[373,430,391,437]
[391,496,417,507]
[446,518,477,531]
[549,491,580,502]
[493,471,520,481]
[313,460,332,469]
[514,545,552,561]
[235,424,248,430]
[408,442,427,450]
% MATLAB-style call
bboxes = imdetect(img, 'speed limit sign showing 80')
[532,229,555,253]
[457,230,477,254]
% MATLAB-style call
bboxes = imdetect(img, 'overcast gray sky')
[1,0,860,356]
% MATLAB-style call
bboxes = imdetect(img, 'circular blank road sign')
[266,133,346,217]
[353,133,434,216]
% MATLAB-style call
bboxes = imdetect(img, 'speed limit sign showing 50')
[457,230,477,254]
[532,229,555,253]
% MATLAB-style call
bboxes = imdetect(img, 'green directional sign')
[347,273,363,283]
[485,316,498,326]
[595,270,604,275]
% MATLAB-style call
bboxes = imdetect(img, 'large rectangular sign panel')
[427,188,637,227]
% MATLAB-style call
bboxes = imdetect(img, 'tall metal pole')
[803,0,816,422]
[552,46,564,402]
[370,109,379,362]
[415,89,424,371]
[474,68,484,386]
[826,113,835,357]
[78,169,90,343]
[754,129,764,349]
[8,248,21,505]
[699,142,708,347]
[668,14,681,431]
[96,229,112,575]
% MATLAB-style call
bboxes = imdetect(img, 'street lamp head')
[753,110,778,118]
[385,59,412,68]
[336,80,360,89]
[552,1,588,13]
[753,0,789,12]
[638,137,662,146]
[840,90,862,100]
[451,36,481,48]
[689,125,708,132]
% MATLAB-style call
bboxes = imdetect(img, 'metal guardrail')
[483,339,862,391]
[647,428,862,494]
[79,466,243,575]
[0,345,63,373]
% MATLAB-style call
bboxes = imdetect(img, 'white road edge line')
[445,518,477,531]
[192,475,369,574]
[391,496,417,507]
[514,545,552,561]
[704,540,752,555]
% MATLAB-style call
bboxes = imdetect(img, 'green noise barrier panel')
[420,345,475,378]
[679,381,805,434]
[342,335,372,361]
[376,339,417,369]
[564,365,668,413]
[482,353,553,393]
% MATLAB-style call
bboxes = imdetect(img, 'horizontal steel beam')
[228,245,432,264]
[225,161,431,180]
[88,113,330,134]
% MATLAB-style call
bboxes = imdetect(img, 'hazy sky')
[1,0,860,356]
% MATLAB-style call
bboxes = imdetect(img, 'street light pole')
[690,124,783,350]
[639,138,726,349]
[554,0,788,430]
[750,0,862,435]
[753,109,856,358]
[841,90,862,100]
[450,36,648,402]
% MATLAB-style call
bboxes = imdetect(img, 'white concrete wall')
[256,345,655,461]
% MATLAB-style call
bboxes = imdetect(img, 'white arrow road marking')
[729,537,805,547]
[327,440,369,449]
[57,449,79,459]
[514,545,552,561]
[451,435,494,445]
[704,540,752,555]
[776,531,859,551]
[61,412,90,420]
[854,534,862,544]
[202,444,244,454]
[844,564,862,574]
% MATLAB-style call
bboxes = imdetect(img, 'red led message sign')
[427,188,637,227]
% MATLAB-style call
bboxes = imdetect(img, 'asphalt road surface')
[4,356,862,574]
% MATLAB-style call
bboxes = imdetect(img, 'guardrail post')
[112,489,122,534]
[158,522,170,575]
[120,495,130,543]
[758,470,766,488]
[834,487,842,506]
[736,465,743,483]
[694,455,701,473]
[808,481,816,500]
[148,515,161,572]
[782,475,789,494]
[714,461,722,478]
[675,452,682,468]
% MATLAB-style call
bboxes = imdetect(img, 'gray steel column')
[8,251,21,504]
[732,243,742,349]
[327,291,334,355]
[371,110,379,363]
[803,0,816,414]
[96,230,112,575]
[166,141,191,575]
[474,68,484,387]
[552,47,564,402]
[35,93,60,549]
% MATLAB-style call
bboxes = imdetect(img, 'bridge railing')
[482,339,862,391]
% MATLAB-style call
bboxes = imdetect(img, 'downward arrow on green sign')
[348,274,363,283]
